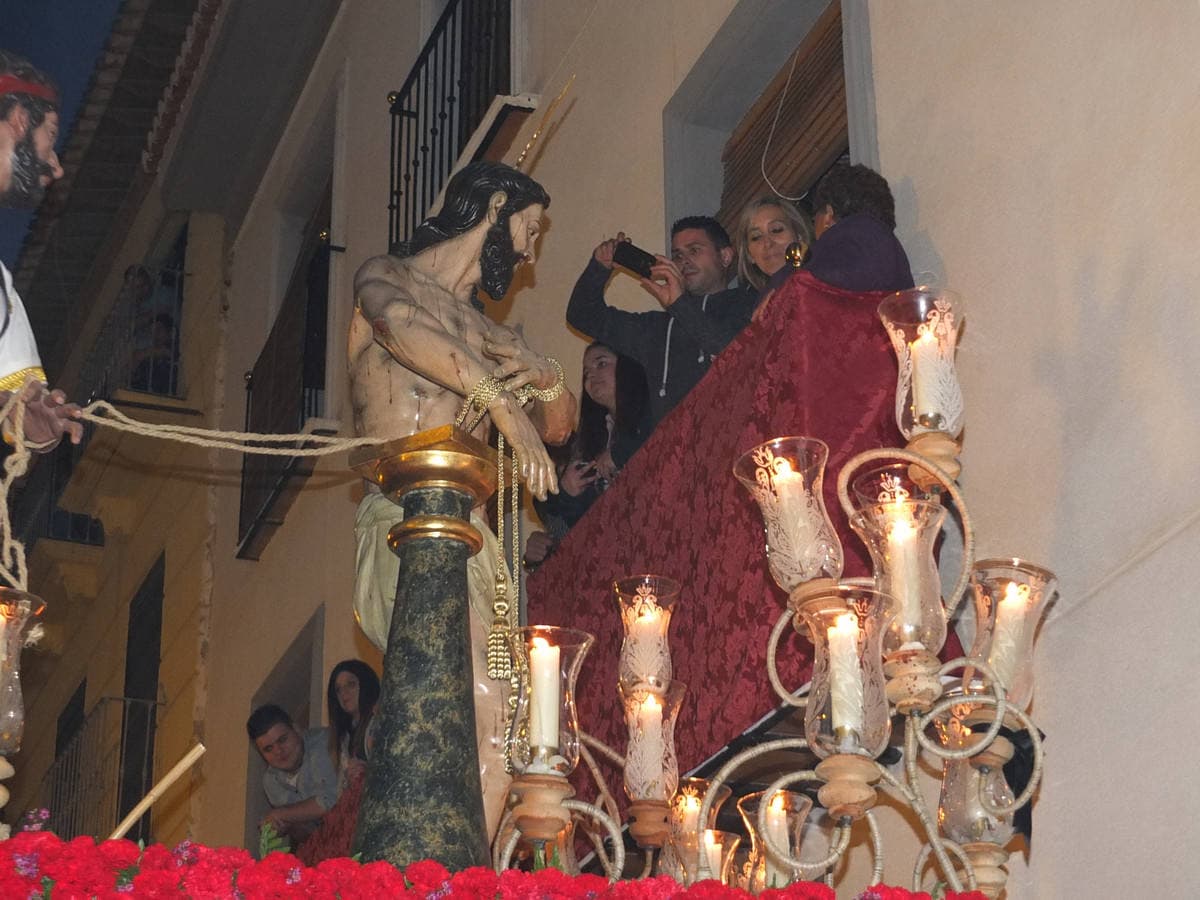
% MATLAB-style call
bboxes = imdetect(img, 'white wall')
[867,2,1200,895]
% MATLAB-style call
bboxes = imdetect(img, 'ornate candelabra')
[491,287,1049,898]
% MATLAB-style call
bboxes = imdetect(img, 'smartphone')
[612,241,657,280]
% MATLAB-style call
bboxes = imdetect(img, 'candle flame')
[1002,582,1024,605]
[682,794,701,811]
[704,829,719,849]
[769,793,786,812]
[638,604,661,622]
[832,612,859,636]
[641,693,662,713]
[531,636,551,650]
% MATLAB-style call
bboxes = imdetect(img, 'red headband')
[0,74,58,105]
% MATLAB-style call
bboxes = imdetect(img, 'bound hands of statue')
[560,459,598,496]
[0,382,84,451]
[483,334,557,396]
[640,256,684,309]
[485,393,557,501]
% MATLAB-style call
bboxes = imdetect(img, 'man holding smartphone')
[566,215,754,428]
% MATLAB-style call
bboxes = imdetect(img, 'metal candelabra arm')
[835,447,976,617]
[766,609,809,707]
[911,658,1010,762]
[494,797,626,882]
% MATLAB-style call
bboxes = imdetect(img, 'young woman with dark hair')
[525,342,650,567]
[325,659,381,790]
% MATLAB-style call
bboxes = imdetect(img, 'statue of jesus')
[348,161,575,840]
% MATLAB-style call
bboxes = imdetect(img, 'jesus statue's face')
[479,202,544,301]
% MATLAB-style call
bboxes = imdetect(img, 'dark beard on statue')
[477,219,520,302]
[2,133,51,209]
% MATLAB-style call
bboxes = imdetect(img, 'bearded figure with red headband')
[0,50,82,450]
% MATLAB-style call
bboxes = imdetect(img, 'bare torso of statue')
[346,162,574,844]
[348,258,515,449]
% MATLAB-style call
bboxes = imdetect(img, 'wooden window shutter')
[717,0,847,230]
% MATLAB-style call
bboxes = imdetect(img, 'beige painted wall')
[496,0,739,390]
[194,0,418,847]
[867,1,1200,895]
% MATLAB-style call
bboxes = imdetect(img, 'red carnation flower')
[351,859,411,897]
[316,855,362,892]
[130,867,182,897]
[450,865,500,897]
[138,844,175,872]
[405,858,452,893]
[97,839,142,873]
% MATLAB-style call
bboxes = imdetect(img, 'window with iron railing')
[388,0,511,251]
[35,696,160,841]
[9,439,105,553]
[236,188,333,560]
[78,226,187,404]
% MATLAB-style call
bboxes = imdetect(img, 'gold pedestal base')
[815,753,880,822]
[960,841,1009,899]
[628,798,671,849]
[510,773,574,844]
[884,649,943,714]
[351,424,497,510]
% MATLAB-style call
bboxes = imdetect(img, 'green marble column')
[350,427,496,870]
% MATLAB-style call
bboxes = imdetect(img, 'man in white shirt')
[0,50,81,450]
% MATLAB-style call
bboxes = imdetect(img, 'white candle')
[623,603,672,684]
[763,793,790,887]
[772,459,817,548]
[637,693,664,761]
[703,829,723,882]
[678,792,701,835]
[885,502,924,647]
[987,582,1026,692]
[828,613,865,743]
[528,636,560,749]
[910,330,942,424]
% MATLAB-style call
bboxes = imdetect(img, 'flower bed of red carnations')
[0,831,988,899]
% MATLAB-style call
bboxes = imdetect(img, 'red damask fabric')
[527,271,904,800]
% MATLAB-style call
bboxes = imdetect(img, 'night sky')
[1,0,123,264]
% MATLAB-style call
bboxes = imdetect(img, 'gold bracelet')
[515,357,565,403]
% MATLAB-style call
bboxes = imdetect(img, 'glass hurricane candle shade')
[0,589,45,755]
[965,559,1057,710]
[733,437,843,594]
[507,626,594,776]
[849,501,947,657]
[619,677,685,803]
[737,789,814,893]
[614,575,680,687]
[660,777,732,882]
[850,464,947,654]
[878,288,965,439]
[800,585,891,758]
[937,717,1016,845]
[674,829,741,887]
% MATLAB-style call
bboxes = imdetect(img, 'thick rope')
[0,393,407,594]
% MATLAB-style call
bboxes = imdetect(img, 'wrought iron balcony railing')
[388,0,511,252]
[30,696,160,843]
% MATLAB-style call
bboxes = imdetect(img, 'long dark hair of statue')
[576,342,649,462]
[402,161,551,301]
[326,658,381,766]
